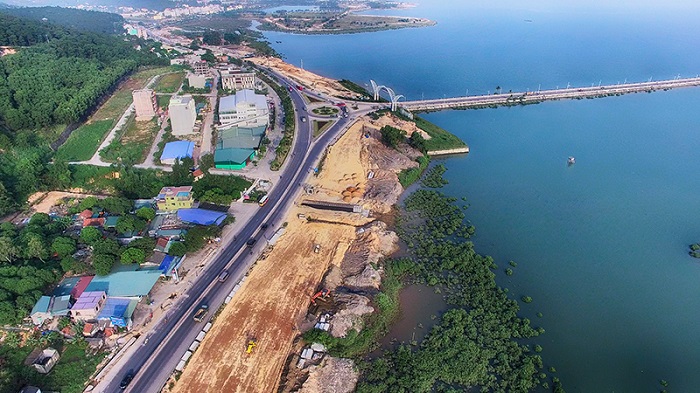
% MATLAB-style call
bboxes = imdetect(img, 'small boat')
[567,156,576,166]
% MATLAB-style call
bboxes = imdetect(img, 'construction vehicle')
[246,340,257,354]
[313,244,320,253]
[311,289,331,305]
[193,304,208,322]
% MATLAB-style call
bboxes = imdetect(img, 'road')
[102,67,364,393]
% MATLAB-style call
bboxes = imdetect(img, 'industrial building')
[218,89,269,129]
[160,140,195,165]
[220,67,257,91]
[214,125,266,170]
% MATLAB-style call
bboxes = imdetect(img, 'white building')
[220,67,256,91]
[187,73,207,89]
[218,90,269,129]
[169,95,197,135]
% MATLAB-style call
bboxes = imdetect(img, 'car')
[246,238,257,247]
[261,223,269,230]
[120,371,134,389]
[193,304,209,322]
[218,270,229,282]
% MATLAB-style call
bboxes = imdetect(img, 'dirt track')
[171,219,355,393]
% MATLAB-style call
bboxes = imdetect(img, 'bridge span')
[398,77,700,112]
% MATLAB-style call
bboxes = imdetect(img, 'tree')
[168,241,187,257]
[116,215,147,234]
[0,236,18,263]
[202,31,222,45]
[93,239,120,257]
[380,125,406,149]
[29,212,50,227]
[101,197,133,215]
[51,236,76,258]
[44,159,72,190]
[25,233,48,261]
[170,157,194,186]
[408,131,427,153]
[201,50,216,64]
[200,188,233,206]
[78,196,99,211]
[199,153,215,172]
[92,253,115,275]
[136,207,156,222]
[120,247,146,264]
[80,226,102,245]
[0,182,15,217]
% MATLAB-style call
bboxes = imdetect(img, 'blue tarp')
[177,208,227,226]
[161,141,194,161]
[98,297,131,327]
[159,255,175,272]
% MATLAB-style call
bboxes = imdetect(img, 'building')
[187,73,207,89]
[25,348,59,374]
[86,266,162,298]
[218,90,269,129]
[169,95,197,135]
[98,297,138,329]
[192,61,209,76]
[156,186,194,211]
[160,140,194,165]
[133,89,158,121]
[70,291,107,322]
[220,68,256,91]
[30,296,52,325]
[19,387,42,393]
[214,125,266,170]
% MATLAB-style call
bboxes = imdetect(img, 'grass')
[311,106,339,116]
[398,155,430,188]
[100,115,160,164]
[413,116,467,151]
[55,120,114,161]
[304,94,324,104]
[93,66,171,121]
[153,71,185,94]
[312,120,333,138]
[157,94,171,110]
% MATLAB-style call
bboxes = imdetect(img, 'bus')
[258,194,269,207]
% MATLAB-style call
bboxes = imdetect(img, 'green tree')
[408,131,427,153]
[80,226,102,245]
[93,239,120,256]
[136,206,156,222]
[51,236,76,258]
[116,215,147,234]
[202,31,222,45]
[199,153,215,172]
[45,159,72,189]
[168,241,187,257]
[92,253,115,275]
[380,125,406,149]
[25,233,48,261]
[78,196,99,211]
[0,236,18,263]
[120,247,145,264]
[170,157,194,186]
[29,212,50,226]
[101,197,133,215]
[0,182,16,217]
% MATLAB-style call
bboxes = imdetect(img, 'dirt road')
[171,219,355,393]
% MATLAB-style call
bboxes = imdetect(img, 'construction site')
[168,107,422,392]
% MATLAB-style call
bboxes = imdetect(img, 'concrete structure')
[192,61,209,76]
[133,89,158,121]
[169,95,197,135]
[187,73,207,89]
[70,291,107,322]
[26,348,60,374]
[218,90,269,129]
[220,68,256,91]
[156,186,194,211]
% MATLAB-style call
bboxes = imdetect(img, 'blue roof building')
[98,297,138,328]
[177,208,228,226]
[30,296,52,325]
[160,141,195,165]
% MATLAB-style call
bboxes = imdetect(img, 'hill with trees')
[0,11,167,215]
[0,6,125,35]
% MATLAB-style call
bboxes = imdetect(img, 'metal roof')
[86,270,161,297]
[219,89,267,113]
[161,141,195,161]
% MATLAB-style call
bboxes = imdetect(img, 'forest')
[0,10,168,215]
[0,6,125,35]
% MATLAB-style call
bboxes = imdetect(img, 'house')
[159,255,184,281]
[177,208,228,226]
[70,291,107,322]
[30,296,52,325]
[83,217,106,227]
[156,186,194,212]
[78,209,93,220]
[104,216,120,229]
[98,297,138,329]
[86,266,162,298]
[154,237,171,253]
[160,140,194,165]
[50,295,71,318]
[19,387,42,393]
[192,168,205,181]
[83,322,99,337]
[25,348,60,374]
[70,276,94,301]
[192,61,209,76]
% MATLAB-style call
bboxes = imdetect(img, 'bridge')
[370,77,700,112]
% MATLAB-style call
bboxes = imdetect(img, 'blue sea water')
[263,1,700,391]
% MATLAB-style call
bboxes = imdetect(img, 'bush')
[380,125,406,149]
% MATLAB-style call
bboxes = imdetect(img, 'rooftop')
[219,89,267,113]
[170,95,193,106]
[157,186,193,200]
[214,148,255,166]
[72,291,106,311]
[86,269,161,297]
[177,208,228,226]
[53,276,81,297]
[30,296,51,315]
[161,140,195,161]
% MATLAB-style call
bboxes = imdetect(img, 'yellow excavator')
[246,340,257,354]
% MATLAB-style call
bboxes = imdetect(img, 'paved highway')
[103,68,361,392]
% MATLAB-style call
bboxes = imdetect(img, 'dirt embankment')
[171,103,419,393]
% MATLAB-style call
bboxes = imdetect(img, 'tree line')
[0,6,126,36]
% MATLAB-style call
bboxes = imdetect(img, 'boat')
[567,156,576,166]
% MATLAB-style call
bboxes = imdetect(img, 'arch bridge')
[370,80,404,112]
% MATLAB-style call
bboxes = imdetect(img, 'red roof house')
[70,276,94,301]
[83,217,106,227]
[79,209,93,220]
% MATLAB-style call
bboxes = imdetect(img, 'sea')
[262,1,700,391]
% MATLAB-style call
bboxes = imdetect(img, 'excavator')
[246,340,257,354]
[310,289,331,305]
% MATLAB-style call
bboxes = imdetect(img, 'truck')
[193,304,208,322]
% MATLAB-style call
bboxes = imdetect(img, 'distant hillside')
[0,6,124,35]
